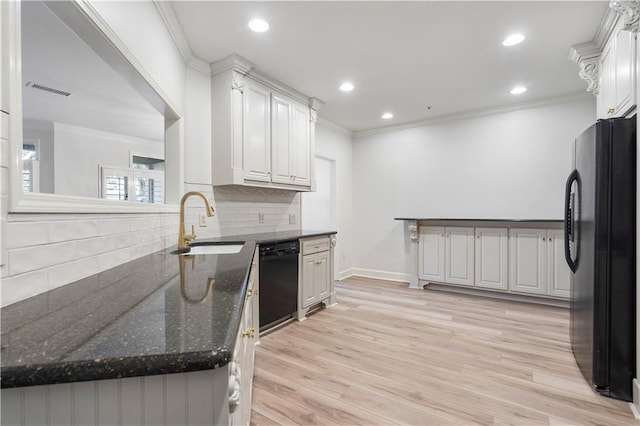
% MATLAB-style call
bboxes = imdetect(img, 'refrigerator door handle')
[564,169,579,273]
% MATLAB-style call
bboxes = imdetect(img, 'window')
[22,142,39,192]
[101,166,164,204]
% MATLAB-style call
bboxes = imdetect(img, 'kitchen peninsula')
[1,229,336,425]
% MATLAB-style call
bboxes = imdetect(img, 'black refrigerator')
[564,116,636,401]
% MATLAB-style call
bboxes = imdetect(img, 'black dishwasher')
[258,240,299,332]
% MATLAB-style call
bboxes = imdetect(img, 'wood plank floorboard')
[250,277,636,425]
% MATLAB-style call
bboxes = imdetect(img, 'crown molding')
[316,117,354,138]
[153,1,209,75]
[594,6,621,48]
[209,54,254,76]
[610,0,640,32]
[352,93,593,139]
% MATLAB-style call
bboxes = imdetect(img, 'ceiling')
[170,1,607,132]
[22,1,165,142]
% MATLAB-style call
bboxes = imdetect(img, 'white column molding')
[408,222,418,242]
[407,220,420,289]
[610,0,640,32]
[329,234,337,247]
[569,42,601,95]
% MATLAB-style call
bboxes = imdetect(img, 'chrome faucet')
[178,191,215,250]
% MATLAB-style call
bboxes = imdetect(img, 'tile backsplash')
[1,181,301,307]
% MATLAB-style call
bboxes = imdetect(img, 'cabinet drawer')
[301,236,330,255]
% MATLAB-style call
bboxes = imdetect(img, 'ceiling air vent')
[25,81,72,97]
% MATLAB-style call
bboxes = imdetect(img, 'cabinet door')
[271,94,293,185]
[418,226,445,282]
[474,227,508,290]
[243,80,271,182]
[547,229,571,298]
[314,251,330,300]
[291,102,311,186]
[301,254,317,308]
[509,228,546,294]
[598,40,616,118]
[614,28,637,117]
[445,227,474,286]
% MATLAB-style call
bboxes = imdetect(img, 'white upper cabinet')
[243,79,271,182]
[571,6,638,119]
[598,22,637,118]
[210,55,319,191]
[271,93,311,186]
[291,102,311,186]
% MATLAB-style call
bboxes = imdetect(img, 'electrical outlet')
[199,213,207,227]
[289,213,296,224]
[259,212,265,223]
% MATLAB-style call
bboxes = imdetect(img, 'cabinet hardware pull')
[242,328,255,338]
[607,107,615,115]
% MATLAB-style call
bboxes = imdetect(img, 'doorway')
[301,156,336,231]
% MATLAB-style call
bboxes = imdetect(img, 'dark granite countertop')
[199,229,337,245]
[1,241,257,388]
[395,218,563,222]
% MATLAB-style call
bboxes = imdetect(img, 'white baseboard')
[338,268,411,283]
[630,379,640,419]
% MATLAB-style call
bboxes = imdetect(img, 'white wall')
[352,97,596,279]
[184,67,212,185]
[52,122,163,198]
[90,1,186,112]
[314,121,354,278]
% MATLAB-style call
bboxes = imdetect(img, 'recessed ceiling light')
[502,33,525,46]
[510,86,527,95]
[248,19,269,33]
[382,112,393,119]
[339,82,354,92]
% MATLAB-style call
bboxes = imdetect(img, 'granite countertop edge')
[0,348,233,389]
[394,218,563,222]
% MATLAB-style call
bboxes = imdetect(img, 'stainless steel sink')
[171,243,244,255]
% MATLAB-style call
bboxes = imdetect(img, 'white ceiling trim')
[352,92,593,139]
[153,1,209,75]
[316,116,353,138]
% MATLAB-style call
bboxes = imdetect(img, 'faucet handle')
[183,225,196,246]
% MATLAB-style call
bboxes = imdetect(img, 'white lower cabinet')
[298,236,334,319]
[230,248,259,426]
[546,229,571,298]
[418,224,569,300]
[508,228,546,295]
[418,226,445,282]
[475,227,508,290]
[508,228,570,298]
[418,226,473,287]
[445,227,475,286]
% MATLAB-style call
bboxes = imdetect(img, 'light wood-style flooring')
[250,277,636,425]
